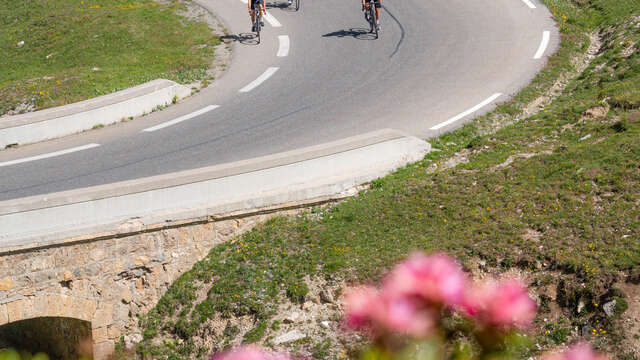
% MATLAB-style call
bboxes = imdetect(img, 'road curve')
[0,0,557,201]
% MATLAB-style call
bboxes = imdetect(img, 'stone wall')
[0,207,307,359]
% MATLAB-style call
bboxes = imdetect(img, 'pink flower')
[383,252,467,308]
[343,285,435,337]
[344,286,380,330]
[375,294,434,337]
[542,343,609,360]
[211,346,292,360]
[463,279,536,329]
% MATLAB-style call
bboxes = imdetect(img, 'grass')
[0,0,219,116]
[139,0,639,358]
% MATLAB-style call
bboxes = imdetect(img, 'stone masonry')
[0,206,309,359]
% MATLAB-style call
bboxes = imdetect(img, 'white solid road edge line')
[534,31,551,59]
[264,12,282,27]
[277,35,290,57]
[142,105,220,132]
[239,67,280,93]
[430,93,502,131]
[0,143,100,168]
[522,0,536,9]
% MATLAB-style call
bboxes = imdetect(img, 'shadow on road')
[266,1,296,11]
[322,28,376,40]
[221,33,259,46]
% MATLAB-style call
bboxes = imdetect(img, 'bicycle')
[254,7,263,43]
[363,2,378,38]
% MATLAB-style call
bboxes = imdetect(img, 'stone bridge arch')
[0,293,117,358]
[0,212,275,359]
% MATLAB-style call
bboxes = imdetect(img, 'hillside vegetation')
[0,0,219,116]
[138,0,639,358]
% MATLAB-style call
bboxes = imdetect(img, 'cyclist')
[249,0,266,32]
[362,0,381,31]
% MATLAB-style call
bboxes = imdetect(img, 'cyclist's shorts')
[364,0,381,7]
[250,0,264,10]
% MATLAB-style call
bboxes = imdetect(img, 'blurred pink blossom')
[463,279,536,329]
[344,285,434,337]
[376,294,434,337]
[211,346,292,360]
[383,252,467,307]
[542,343,609,360]
[344,285,380,330]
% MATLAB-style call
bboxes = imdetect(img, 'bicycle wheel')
[368,6,376,34]
[372,7,378,38]
[256,15,261,43]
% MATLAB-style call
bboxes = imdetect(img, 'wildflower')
[344,286,380,330]
[211,346,292,360]
[376,294,434,337]
[382,252,467,308]
[463,279,536,329]
[343,285,435,337]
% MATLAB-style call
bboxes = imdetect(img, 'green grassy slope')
[138,0,639,358]
[0,0,219,116]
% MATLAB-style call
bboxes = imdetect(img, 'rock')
[0,279,14,291]
[581,325,594,337]
[307,293,321,304]
[301,301,313,310]
[283,312,301,324]
[135,256,150,267]
[124,333,143,350]
[121,288,132,304]
[319,289,334,304]
[603,300,616,317]
[320,321,330,329]
[274,330,306,345]
[17,41,24,47]
[579,134,592,142]
[63,271,73,281]
[577,300,585,313]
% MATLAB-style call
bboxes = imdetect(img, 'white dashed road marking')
[239,67,280,93]
[277,35,290,57]
[522,0,536,9]
[264,12,282,27]
[534,31,551,59]
[0,143,100,168]
[430,93,502,130]
[142,105,220,132]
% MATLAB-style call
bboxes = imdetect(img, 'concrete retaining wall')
[0,79,192,148]
[0,129,430,250]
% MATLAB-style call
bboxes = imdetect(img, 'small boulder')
[301,301,313,310]
[124,333,143,350]
[319,289,334,304]
[283,312,301,324]
[274,330,306,345]
[602,300,616,317]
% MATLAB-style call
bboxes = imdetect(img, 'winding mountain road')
[0,0,557,201]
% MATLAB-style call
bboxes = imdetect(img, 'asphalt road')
[0,0,557,201]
